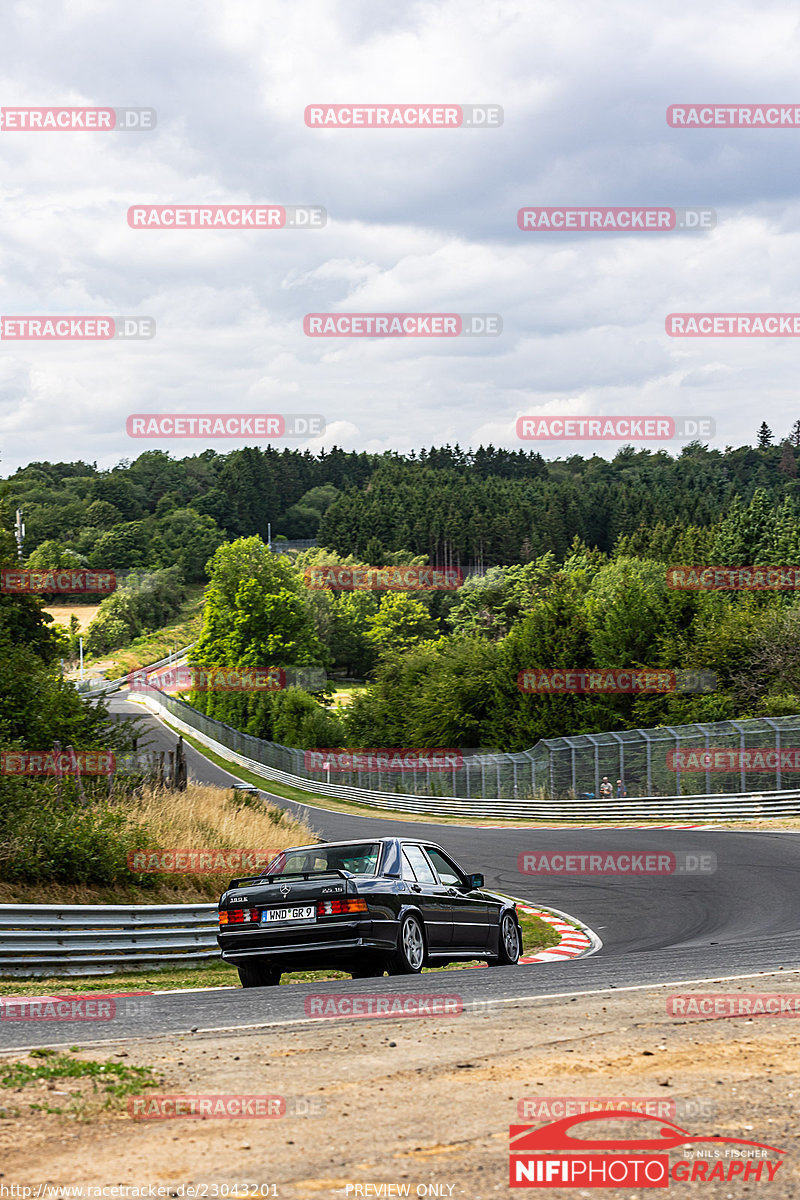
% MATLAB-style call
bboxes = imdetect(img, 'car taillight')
[315,898,368,916]
[219,906,260,925]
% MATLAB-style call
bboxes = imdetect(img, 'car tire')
[237,963,282,988]
[490,911,521,966]
[386,913,426,974]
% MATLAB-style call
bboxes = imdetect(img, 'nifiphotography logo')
[509,1111,786,1187]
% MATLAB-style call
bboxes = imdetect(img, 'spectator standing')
[617,778,627,798]
[599,776,613,799]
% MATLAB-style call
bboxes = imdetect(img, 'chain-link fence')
[148,693,800,800]
[538,716,800,798]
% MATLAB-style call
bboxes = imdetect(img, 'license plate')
[262,905,316,924]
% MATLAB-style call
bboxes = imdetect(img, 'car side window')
[401,845,436,884]
[425,847,465,887]
[401,850,418,881]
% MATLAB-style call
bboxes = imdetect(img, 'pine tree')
[757,421,774,448]
[779,441,798,479]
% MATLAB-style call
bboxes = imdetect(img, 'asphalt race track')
[5,692,799,1052]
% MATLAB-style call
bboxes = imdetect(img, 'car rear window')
[262,842,382,877]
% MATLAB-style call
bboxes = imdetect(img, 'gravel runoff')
[0,974,798,1198]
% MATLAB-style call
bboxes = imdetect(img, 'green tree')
[270,688,345,748]
[364,593,437,661]
[193,538,323,670]
[26,540,83,569]
[88,521,150,569]
[327,591,380,676]
[779,442,797,479]
[152,507,224,581]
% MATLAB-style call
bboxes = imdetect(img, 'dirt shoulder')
[1,975,798,1197]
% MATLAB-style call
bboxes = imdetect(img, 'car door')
[424,846,490,951]
[400,844,453,950]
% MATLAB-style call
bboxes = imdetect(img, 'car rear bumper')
[221,937,385,962]
[218,918,397,967]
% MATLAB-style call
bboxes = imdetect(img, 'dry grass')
[42,604,101,634]
[126,782,312,851]
[0,783,317,904]
[124,782,317,898]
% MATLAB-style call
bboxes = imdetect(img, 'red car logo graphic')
[510,1110,786,1155]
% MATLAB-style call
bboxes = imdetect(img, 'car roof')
[271,836,446,855]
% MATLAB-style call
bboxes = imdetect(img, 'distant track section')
[137,691,800,820]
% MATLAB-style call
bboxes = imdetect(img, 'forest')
[5,423,800,757]
[4,419,800,576]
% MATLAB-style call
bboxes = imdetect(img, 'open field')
[43,604,102,634]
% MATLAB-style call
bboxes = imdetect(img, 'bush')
[271,688,345,749]
[85,567,186,655]
[0,779,148,886]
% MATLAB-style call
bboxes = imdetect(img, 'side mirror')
[467,873,484,889]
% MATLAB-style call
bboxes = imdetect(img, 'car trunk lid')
[221,870,353,909]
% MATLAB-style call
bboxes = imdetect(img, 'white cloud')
[2,0,800,472]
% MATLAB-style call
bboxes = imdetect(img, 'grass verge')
[0,1048,162,1121]
[0,781,314,904]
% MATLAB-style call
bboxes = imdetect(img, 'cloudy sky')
[1,0,798,473]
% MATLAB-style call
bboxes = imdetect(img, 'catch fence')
[144,695,800,801]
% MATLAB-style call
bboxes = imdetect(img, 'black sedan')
[217,836,522,987]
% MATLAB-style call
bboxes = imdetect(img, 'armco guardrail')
[130,684,800,802]
[0,903,218,977]
[138,692,800,820]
